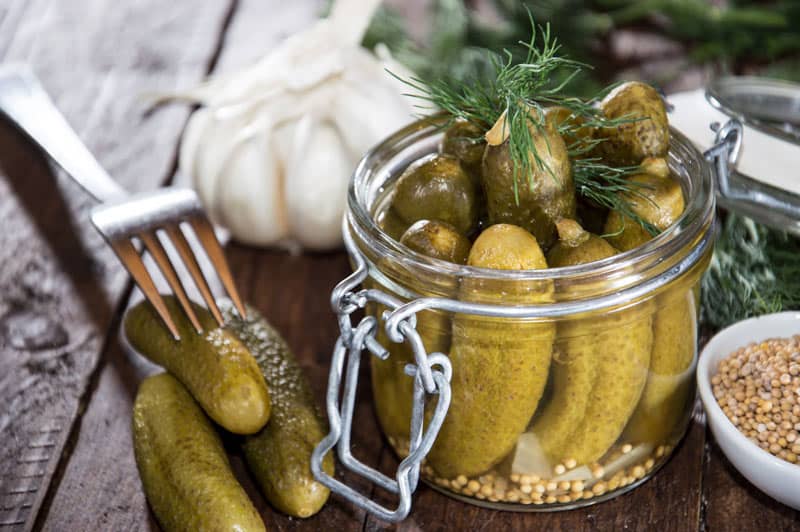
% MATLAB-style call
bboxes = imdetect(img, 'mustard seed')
[713,336,800,466]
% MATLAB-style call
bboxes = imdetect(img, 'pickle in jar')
[427,224,555,478]
[530,220,653,466]
[482,109,575,250]
[370,220,469,446]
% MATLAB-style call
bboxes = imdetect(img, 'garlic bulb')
[172,0,416,250]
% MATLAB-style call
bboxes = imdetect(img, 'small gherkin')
[481,109,575,250]
[532,220,653,466]
[427,224,555,478]
[595,81,670,167]
[133,373,266,532]
[125,297,271,435]
[222,301,334,519]
[370,220,470,446]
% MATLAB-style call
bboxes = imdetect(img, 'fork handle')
[0,65,127,203]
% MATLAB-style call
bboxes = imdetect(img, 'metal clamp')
[310,220,453,523]
[704,118,800,221]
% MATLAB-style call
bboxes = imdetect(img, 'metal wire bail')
[310,219,453,523]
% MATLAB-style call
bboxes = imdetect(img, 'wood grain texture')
[0,0,234,529]
[702,437,800,532]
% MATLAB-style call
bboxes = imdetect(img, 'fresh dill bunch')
[395,19,654,232]
[701,214,800,329]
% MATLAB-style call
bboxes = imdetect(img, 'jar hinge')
[704,118,798,220]
[311,219,453,523]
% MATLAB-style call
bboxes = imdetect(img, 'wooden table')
[0,1,798,530]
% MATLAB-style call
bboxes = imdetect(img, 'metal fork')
[0,66,245,339]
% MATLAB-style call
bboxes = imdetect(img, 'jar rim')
[347,114,715,288]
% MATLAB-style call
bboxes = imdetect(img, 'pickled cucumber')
[604,172,685,251]
[556,300,653,465]
[624,287,696,444]
[400,220,471,264]
[219,302,332,518]
[530,220,618,461]
[133,373,265,532]
[596,81,669,166]
[482,109,575,249]
[370,220,467,445]
[428,224,555,478]
[545,106,593,150]
[392,155,479,235]
[548,221,654,466]
[604,172,695,446]
[441,119,485,183]
[125,297,271,435]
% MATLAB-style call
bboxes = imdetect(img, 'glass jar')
[338,115,715,512]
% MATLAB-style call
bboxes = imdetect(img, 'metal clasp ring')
[310,218,453,523]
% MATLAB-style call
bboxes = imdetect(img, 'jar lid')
[669,76,800,233]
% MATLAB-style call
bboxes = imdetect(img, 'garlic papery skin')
[170,0,417,251]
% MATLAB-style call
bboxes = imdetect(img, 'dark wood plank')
[0,0,236,529]
[702,433,800,531]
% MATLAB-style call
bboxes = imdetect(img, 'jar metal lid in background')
[669,76,800,234]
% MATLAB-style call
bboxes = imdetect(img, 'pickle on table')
[391,154,479,235]
[370,220,468,446]
[428,224,555,478]
[125,297,271,435]
[595,81,669,166]
[441,119,486,184]
[221,302,333,518]
[482,108,575,249]
[133,373,265,532]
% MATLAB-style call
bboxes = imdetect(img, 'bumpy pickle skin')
[221,302,333,518]
[391,155,479,235]
[132,373,266,532]
[604,172,685,251]
[125,297,271,435]
[427,224,555,478]
[604,171,697,446]
[441,119,486,184]
[556,301,653,465]
[596,81,670,166]
[482,109,575,250]
[400,220,472,264]
[624,287,696,444]
[530,220,618,461]
[545,106,593,150]
[370,221,469,445]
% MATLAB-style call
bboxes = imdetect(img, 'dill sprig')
[701,214,800,328]
[394,17,657,233]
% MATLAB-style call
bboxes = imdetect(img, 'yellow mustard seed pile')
[712,336,800,464]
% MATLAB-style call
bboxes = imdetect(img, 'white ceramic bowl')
[697,312,800,510]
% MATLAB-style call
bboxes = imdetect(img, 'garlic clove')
[214,126,289,246]
[283,114,350,250]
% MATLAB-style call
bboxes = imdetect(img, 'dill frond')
[394,15,655,231]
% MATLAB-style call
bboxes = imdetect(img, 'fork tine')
[189,216,247,319]
[111,239,180,340]
[163,224,224,327]
[139,231,203,334]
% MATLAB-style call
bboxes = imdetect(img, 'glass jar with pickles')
[339,113,714,512]
[311,30,715,520]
